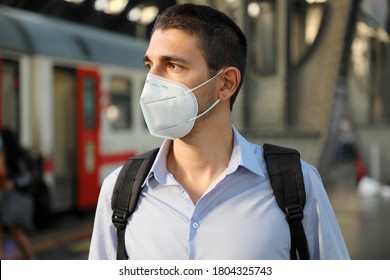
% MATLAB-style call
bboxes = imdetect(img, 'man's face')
[143,28,222,138]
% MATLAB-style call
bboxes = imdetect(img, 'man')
[89,3,349,260]
[0,128,35,260]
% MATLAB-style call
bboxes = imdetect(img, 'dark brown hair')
[153,4,247,110]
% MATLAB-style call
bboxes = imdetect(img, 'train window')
[106,77,132,130]
[83,77,96,130]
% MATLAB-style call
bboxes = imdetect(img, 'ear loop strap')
[184,70,224,95]
[186,70,223,122]
[188,99,221,122]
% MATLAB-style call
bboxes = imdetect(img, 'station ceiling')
[1,0,389,39]
[0,0,177,39]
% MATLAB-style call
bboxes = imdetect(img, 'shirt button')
[192,222,199,229]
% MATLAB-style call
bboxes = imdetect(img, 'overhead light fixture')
[128,6,142,22]
[127,5,159,25]
[63,0,85,3]
[94,0,129,15]
[248,2,261,18]
[306,0,328,4]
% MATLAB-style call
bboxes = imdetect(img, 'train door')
[75,67,100,209]
[53,67,100,211]
[53,67,77,212]
[0,58,19,131]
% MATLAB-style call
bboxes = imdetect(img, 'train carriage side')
[0,6,161,216]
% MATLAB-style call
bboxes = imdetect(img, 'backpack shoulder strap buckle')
[112,209,129,229]
[285,204,304,222]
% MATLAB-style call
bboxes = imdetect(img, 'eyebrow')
[143,55,190,65]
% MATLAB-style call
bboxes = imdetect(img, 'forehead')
[146,29,206,64]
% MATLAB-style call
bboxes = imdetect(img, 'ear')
[218,67,241,101]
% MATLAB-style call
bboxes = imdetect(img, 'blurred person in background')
[335,115,357,162]
[0,127,35,260]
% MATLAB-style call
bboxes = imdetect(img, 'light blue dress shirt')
[89,127,350,260]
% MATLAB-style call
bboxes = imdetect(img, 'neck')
[167,118,234,203]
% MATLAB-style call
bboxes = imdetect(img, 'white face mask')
[140,71,222,139]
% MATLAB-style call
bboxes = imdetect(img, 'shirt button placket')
[188,220,199,259]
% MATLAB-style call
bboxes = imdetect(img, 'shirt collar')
[230,126,265,177]
[147,125,266,186]
[139,138,170,187]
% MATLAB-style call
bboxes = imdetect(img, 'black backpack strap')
[111,148,159,260]
[263,143,309,260]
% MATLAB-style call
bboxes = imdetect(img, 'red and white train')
[0,6,162,214]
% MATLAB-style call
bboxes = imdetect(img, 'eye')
[144,63,152,70]
[168,63,182,72]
